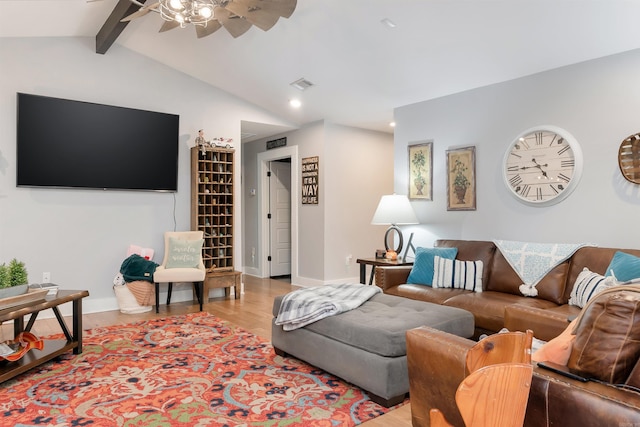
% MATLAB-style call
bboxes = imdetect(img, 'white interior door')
[269,160,291,277]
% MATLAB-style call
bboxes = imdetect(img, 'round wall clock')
[503,126,583,206]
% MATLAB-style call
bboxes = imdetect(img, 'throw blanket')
[120,254,159,283]
[493,240,592,297]
[126,280,155,306]
[275,283,381,331]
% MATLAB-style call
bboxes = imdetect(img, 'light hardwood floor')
[1,276,412,427]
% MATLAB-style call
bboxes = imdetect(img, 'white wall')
[323,123,394,281]
[394,48,640,249]
[0,37,295,315]
[241,121,394,285]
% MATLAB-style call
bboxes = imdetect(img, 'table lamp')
[371,194,418,259]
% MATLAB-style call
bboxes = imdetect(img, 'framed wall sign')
[266,137,287,150]
[301,156,319,204]
[446,146,476,211]
[408,141,433,200]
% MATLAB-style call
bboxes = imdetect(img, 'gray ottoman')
[271,292,474,407]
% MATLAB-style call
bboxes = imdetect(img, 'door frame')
[257,145,299,281]
[268,159,291,277]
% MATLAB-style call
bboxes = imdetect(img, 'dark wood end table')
[0,289,89,383]
[356,258,413,286]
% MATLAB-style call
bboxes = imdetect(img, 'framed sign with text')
[302,156,319,204]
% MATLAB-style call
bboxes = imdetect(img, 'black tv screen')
[17,93,179,192]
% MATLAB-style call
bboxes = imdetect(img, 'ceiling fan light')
[199,6,213,19]
[169,0,184,10]
[175,13,185,23]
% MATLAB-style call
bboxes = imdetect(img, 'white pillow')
[568,267,615,308]
[432,256,483,292]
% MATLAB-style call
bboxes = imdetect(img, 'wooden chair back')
[456,363,533,427]
[466,330,533,374]
[429,329,534,427]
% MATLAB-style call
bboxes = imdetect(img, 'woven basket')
[619,132,640,184]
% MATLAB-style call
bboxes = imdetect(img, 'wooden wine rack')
[191,146,235,273]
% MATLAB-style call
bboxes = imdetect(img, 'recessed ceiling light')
[289,99,302,108]
[389,122,396,127]
[381,18,396,29]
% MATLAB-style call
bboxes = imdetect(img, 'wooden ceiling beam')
[96,0,141,54]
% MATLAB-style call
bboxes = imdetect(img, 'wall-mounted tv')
[17,93,179,192]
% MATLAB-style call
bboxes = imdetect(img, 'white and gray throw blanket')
[493,240,593,297]
[275,283,381,331]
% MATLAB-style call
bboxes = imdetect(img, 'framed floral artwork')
[446,146,476,211]
[408,141,433,200]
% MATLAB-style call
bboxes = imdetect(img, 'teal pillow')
[407,247,458,285]
[165,238,204,268]
[605,251,640,282]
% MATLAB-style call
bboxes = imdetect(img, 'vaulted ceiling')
[2,1,640,140]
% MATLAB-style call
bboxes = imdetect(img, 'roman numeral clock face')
[503,126,583,206]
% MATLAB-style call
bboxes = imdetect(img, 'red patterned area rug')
[1,312,404,426]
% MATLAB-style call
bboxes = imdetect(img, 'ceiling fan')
[121,0,297,39]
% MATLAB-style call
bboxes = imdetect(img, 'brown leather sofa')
[406,325,640,427]
[406,283,640,427]
[376,239,640,340]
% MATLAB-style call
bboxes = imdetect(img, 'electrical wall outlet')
[42,272,51,283]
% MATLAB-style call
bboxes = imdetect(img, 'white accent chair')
[153,231,206,313]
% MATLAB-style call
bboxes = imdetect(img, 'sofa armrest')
[504,305,571,342]
[375,265,412,292]
[406,326,472,427]
[527,368,640,427]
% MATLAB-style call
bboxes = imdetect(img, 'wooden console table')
[0,289,89,383]
[356,258,413,286]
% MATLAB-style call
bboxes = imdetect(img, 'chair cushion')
[532,317,578,365]
[568,268,614,308]
[406,247,458,285]
[605,251,640,282]
[432,256,483,292]
[165,237,203,268]
[153,266,205,282]
[568,286,640,384]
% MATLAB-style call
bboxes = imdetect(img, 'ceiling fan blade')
[242,0,297,19]
[215,8,252,38]
[195,20,222,38]
[120,8,152,22]
[159,20,181,33]
[224,2,280,31]
[120,1,160,22]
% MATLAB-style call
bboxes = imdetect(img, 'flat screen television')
[16,93,179,192]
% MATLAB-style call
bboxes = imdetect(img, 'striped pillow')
[432,256,483,292]
[569,268,614,308]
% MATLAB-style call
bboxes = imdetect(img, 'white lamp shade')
[371,194,419,225]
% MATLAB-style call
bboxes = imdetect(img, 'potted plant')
[452,159,470,204]
[0,259,29,299]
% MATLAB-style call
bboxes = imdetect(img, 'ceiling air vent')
[290,78,314,91]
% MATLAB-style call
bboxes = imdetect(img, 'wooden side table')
[0,289,89,383]
[203,270,241,300]
[356,258,413,286]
